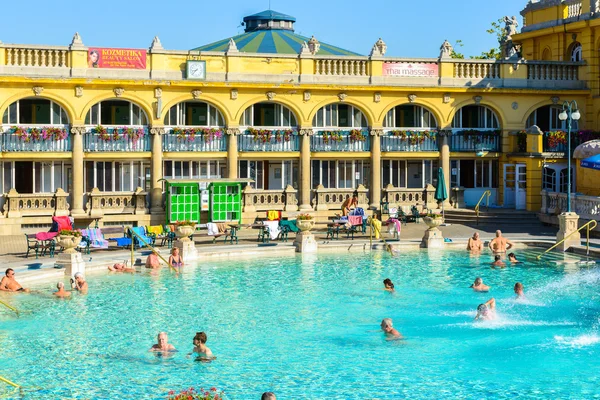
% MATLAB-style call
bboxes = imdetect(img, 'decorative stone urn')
[423,216,443,230]
[296,219,315,232]
[57,235,82,254]
[175,225,196,242]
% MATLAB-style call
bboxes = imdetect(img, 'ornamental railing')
[84,126,150,152]
[310,129,370,152]
[527,61,580,81]
[541,191,600,221]
[381,129,439,152]
[3,188,70,218]
[450,129,501,152]
[85,187,148,217]
[311,184,369,211]
[382,185,437,210]
[541,131,600,153]
[238,128,299,152]
[1,125,71,152]
[242,185,298,212]
[315,57,369,76]
[4,45,70,68]
[163,127,226,152]
[453,60,501,80]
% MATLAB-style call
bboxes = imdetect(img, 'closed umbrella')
[435,167,448,222]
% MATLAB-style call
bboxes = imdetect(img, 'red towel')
[52,216,72,232]
[348,216,362,226]
[36,232,58,241]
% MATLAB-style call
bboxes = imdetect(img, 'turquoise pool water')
[1,249,599,399]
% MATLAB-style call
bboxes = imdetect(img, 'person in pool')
[150,332,176,352]
[467,232,483,252]
[514,282,525,298]
[53,282,71,298]
[491,255,505,268]
[475,298,496,320]
[470,277,490,292]
[145,253,160,269]
[383,278,395,292]
[261,393,276,400]
[189,332,215,361]
[380,318,402,339]
[71,272,88,294]
[488,230,513,254]
[508,253,520,263]
[108,261,136,273]
[0,268,29,292]
[168,248,184,271]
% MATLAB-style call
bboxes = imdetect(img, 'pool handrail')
[0,375,19,388]
[536,220,598,260]
[128,228,179,274]
[0,299,19,317]
[474,190,491,225]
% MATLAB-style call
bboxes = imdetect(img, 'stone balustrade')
[382,185,437,211]
[311,184,369,211]
[315,57,369,76]
[453,60,501,80]
[86,187,148,217]
[540,190,600,221]
[3,45,70,68]
[566,0,583,18]
[243,185,298,212]
[527,61,579,81]
[3,188,70,218]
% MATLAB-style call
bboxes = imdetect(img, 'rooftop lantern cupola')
[243,10,296,32]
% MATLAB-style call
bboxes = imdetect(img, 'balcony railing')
[381,129,439,152]
[312,184,369,211]
[238,128,299,152]
[242,186,298,212]
[541,191,600,221]
[382,185,437,210]
[542,131,600,153]
[86,187,148,217]
[453,60,501,80]
[1,125,71,152]
[84,126,150,152]
[163,127,226,152]
[3,188,70,218]
[311,129,370,152]
[450,129,501,152]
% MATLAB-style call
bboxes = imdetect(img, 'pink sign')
[383,62,439,78]
[88,47,147,69]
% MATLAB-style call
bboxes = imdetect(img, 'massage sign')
[87,47,147,69]
[382,62,438,78]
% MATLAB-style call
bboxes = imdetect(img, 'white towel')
[207,222,219,236]
[264,220,280,240]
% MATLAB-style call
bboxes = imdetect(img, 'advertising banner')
[382,62,438,78]
[88,48,147,69]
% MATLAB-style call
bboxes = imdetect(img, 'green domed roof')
[191,10,361,56]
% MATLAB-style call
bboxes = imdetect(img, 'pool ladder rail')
[474,190,491,226]
[128,228,179,274]
[368,217,394,255]
[537,220,598,260]
[0,299,19,317]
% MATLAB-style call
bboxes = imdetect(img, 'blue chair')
[131,227,153,248]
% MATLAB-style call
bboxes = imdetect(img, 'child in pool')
[189,332,215,361]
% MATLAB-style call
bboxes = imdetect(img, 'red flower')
[211,387,217,391]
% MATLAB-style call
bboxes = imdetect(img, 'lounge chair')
[79,228,109,254]
[130,227,154,248]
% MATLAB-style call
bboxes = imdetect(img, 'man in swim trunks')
[0,269,29,292]
[341,195,358,217]
[150,332,176,352]
[145,253,160,269]
[108,261,136,273]
[470,277,490,292]
[488,230,513,254]
[53,282,71,298]
[491,255,506,268]
[475,298,496,320]
[71,272,88,294]
[467,232,483,251]
[190,332,215,361]
[380,318,403,339]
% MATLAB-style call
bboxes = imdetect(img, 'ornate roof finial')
[300,41,311,55]
[70,32,85,49]
[308,36,320,55]
[370,38,387,57]
[439,40,454,59]
[150,36,164,52]
[226,38,239,54]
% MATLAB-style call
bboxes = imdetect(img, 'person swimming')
[380,318,402,339]
[383,278,395,292]
[475,298,496,320]
[514,282,525,298]
[470,277,490,292]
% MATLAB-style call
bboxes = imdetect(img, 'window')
[164,102,224,126]
[85,161,149,192]
[311,160,370,189]
[570,42,582,62]
[526,105,576,132]
[559,167,574,193]
[2,99,69,125]
[85,101,148,126]
[382,160,438,188]
[312,104,368,128]
[163,160,225,181]
[384,105,438,128]
[239,103,297,127]
[452,105,499,129]
[542,167,557,192]
[238,160,298,190]
[452,160,498,188]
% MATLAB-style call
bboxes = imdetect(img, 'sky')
[0,0,527,58]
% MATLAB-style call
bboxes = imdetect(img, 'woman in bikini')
[168,248,184,271]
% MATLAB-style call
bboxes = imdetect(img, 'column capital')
[437,129,452,138]
[299,128,314,136]
[70,125,86,135]
[369,128,384,137]
[226,127,241,136]
[150,127,166,136]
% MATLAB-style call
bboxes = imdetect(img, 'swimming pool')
[0,248,599,399]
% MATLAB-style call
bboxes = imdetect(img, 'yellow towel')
[147,225,163,235]
[369,218,382,239]
[267,210,280,221]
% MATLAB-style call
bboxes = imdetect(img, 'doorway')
[14,161,33,193]
[503,163,526,209]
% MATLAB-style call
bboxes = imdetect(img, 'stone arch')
[520,100,562,126]
[80,93,152,124]
[447,99,505,129]
[541,47,552,61]
[233,97,304,127]
[377,100,443,128]
[308,98,374,127]
[0,92,75,124]
[161,95,231,126]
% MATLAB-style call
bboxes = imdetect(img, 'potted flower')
[56,229,82,254]
[167,387,224,400]
[423,213,443,230]
[174,221,196,241]
[295,213,315,232]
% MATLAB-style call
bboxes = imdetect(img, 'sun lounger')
[79,228,109,254]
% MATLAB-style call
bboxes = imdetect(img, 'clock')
[186,60,206,80]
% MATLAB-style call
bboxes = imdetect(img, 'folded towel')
[264,220,280,240]
[348,215,363,226]
[267,210,281,221]
[216,222,227,234]
[36,232,58,241]
[207,223,219,236]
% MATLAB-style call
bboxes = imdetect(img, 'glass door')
[504,164,516,208]
[516,164,527,210]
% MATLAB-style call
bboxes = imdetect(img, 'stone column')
[227,128,240,179]
[439,130,451,207]
[70,126,86,216]
[557,212,580,251]
[370,129,383,210]
[299,128,313,211]
[150,127,165,213]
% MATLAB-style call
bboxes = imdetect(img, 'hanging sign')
[87,48,147,69]
[382,62,438,78]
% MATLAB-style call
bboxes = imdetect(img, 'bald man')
[488,230,513,254]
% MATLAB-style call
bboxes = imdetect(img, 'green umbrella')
[435,167,448,221]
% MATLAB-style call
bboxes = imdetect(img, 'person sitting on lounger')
[53,282,71,298]
[0,269,29,292]
[341,195,358,217]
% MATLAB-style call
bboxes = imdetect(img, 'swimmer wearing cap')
[71,273,88,294]
[475,298,496,321]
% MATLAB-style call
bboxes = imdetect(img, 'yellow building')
[0,6,594,233]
